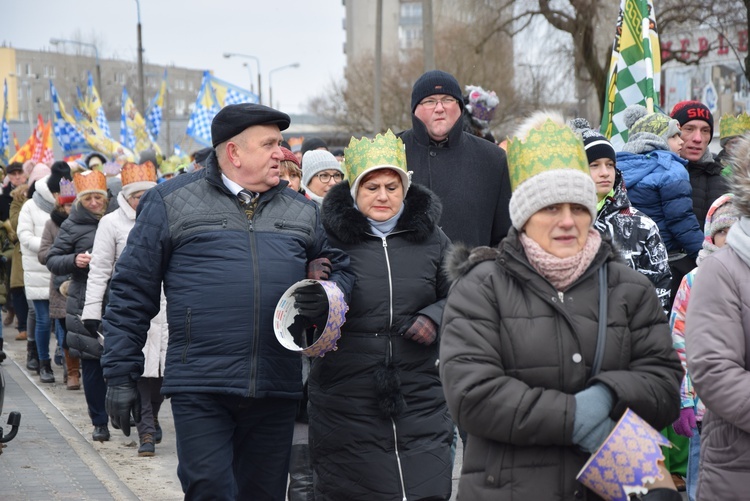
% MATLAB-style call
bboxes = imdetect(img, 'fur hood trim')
[322,181,442,244]
[729,132,750,217]
[446,243,501,282]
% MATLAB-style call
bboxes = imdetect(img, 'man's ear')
[223,141,242,168]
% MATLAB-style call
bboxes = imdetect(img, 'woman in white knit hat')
[440,111,683,501]
[300,149,345,205]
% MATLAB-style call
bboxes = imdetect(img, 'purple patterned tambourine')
[273,279,348,358]
[576,408,671,501]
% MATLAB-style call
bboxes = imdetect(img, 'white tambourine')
[274,279,348,357]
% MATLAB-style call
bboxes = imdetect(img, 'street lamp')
[134,0,146,113]
[49,38,102,102]
[242,63,255,94]
[268,63,300,111]
[223,52,261,105]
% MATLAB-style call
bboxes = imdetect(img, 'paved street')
[1,327,463,500]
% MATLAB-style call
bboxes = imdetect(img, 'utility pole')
[373,0,383,135]
[422,0,435,72]
[135,0,146,112]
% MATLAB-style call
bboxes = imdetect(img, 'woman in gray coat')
[686,133,750,499]
[439,113,682,501]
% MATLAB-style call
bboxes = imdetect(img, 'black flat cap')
[211,104,291,147]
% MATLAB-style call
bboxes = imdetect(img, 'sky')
[0,0,347,115]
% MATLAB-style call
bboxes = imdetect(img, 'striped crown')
[720,112,750,139]
[121,161,158,186]
[506,118,589,192]
[73,170,107,194]
[343,129,407,183]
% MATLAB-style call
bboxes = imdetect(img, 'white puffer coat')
[17,177,55,300]
[82,190,168,378]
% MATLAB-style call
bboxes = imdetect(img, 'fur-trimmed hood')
[322,181,442,244]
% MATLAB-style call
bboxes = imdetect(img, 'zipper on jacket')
[391,418,408,501]
[382,238,394,329]
[248,228,260,396]
[181,308,192,363]
[274,220,311,234]
[181,218,228,230]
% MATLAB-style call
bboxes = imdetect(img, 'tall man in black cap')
[101,103,354,499]
[399,70,512,248]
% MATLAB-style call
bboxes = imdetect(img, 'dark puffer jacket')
[46,203,105,359]
[439,230,682,500]
[399,114,511,248]
[686,157,728,230]
[595,169,671,312]
[310,181,453,501]
[101,152,354,398]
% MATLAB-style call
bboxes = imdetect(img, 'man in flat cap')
[101,103,354,499]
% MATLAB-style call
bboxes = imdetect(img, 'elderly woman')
[301,149,345,205]
[308,130,453,500]
[46,170,111,443]
[439,113,682,501]
[685,134,750,499]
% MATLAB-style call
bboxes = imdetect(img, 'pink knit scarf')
[520,229,602,291]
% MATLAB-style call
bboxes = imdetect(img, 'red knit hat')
[670,100,714,138]
[281,146,300,168]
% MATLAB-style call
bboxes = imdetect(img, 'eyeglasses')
[419,97,458,109]
[315,172,344,183]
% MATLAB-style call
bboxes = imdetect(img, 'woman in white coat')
[17,167,56,382]
[81,161,168,457]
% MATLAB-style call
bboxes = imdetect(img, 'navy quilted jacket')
[617,150,703,258]
[101,152,355,399]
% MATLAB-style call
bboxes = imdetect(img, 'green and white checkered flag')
[600,0,661,150]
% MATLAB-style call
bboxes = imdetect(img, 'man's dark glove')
[307,257,332,280]
[402,315,438,346]
[293,283,329,328]
[83,319,102,339]
[106,382,141,437]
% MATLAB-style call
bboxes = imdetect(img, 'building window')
[16,63,21,76]
[175,98,186,116]
[400,2,422,24]
[188,81,194,92]
[50,66,56,78]
[44,88,50,102]
[26,63,33,76]
[44,65,49,77]
[176,79,185,90]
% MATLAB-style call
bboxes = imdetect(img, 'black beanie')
[569,118,616,165]
[301,137,328,156]
[670,100,714,139]
[411,70,464,112]
[47,161,72,194]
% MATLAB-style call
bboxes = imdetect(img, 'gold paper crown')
[73,170,107,194]
[720,112,750,139]
[506,118,589,192]
[342,129,407,183]
[121,161,158,186]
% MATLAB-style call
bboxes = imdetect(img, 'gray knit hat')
[301,150,345,189]
[508,111,597,230]
[624,105,681,141]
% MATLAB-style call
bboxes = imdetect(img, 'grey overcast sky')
[0,0,347,115]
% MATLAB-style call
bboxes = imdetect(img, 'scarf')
[33,190,54,214]
[356,202,405,238]
[726,217,750,268]
[520,228,602,291]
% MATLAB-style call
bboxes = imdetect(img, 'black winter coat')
[686,157,729,229]
[399,114,512,248]
[310,182,453,501]
[439,230,682,500]
[46,203,104,359]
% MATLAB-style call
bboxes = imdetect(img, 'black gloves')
[106,382,141,437]
[83,319,102,339]
[402,315,438,345]
[307,257,332,280]
[293,283,329,328]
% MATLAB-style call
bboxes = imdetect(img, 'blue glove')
[572,384,615,453]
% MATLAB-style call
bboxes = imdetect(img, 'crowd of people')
[1,68,748,501]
